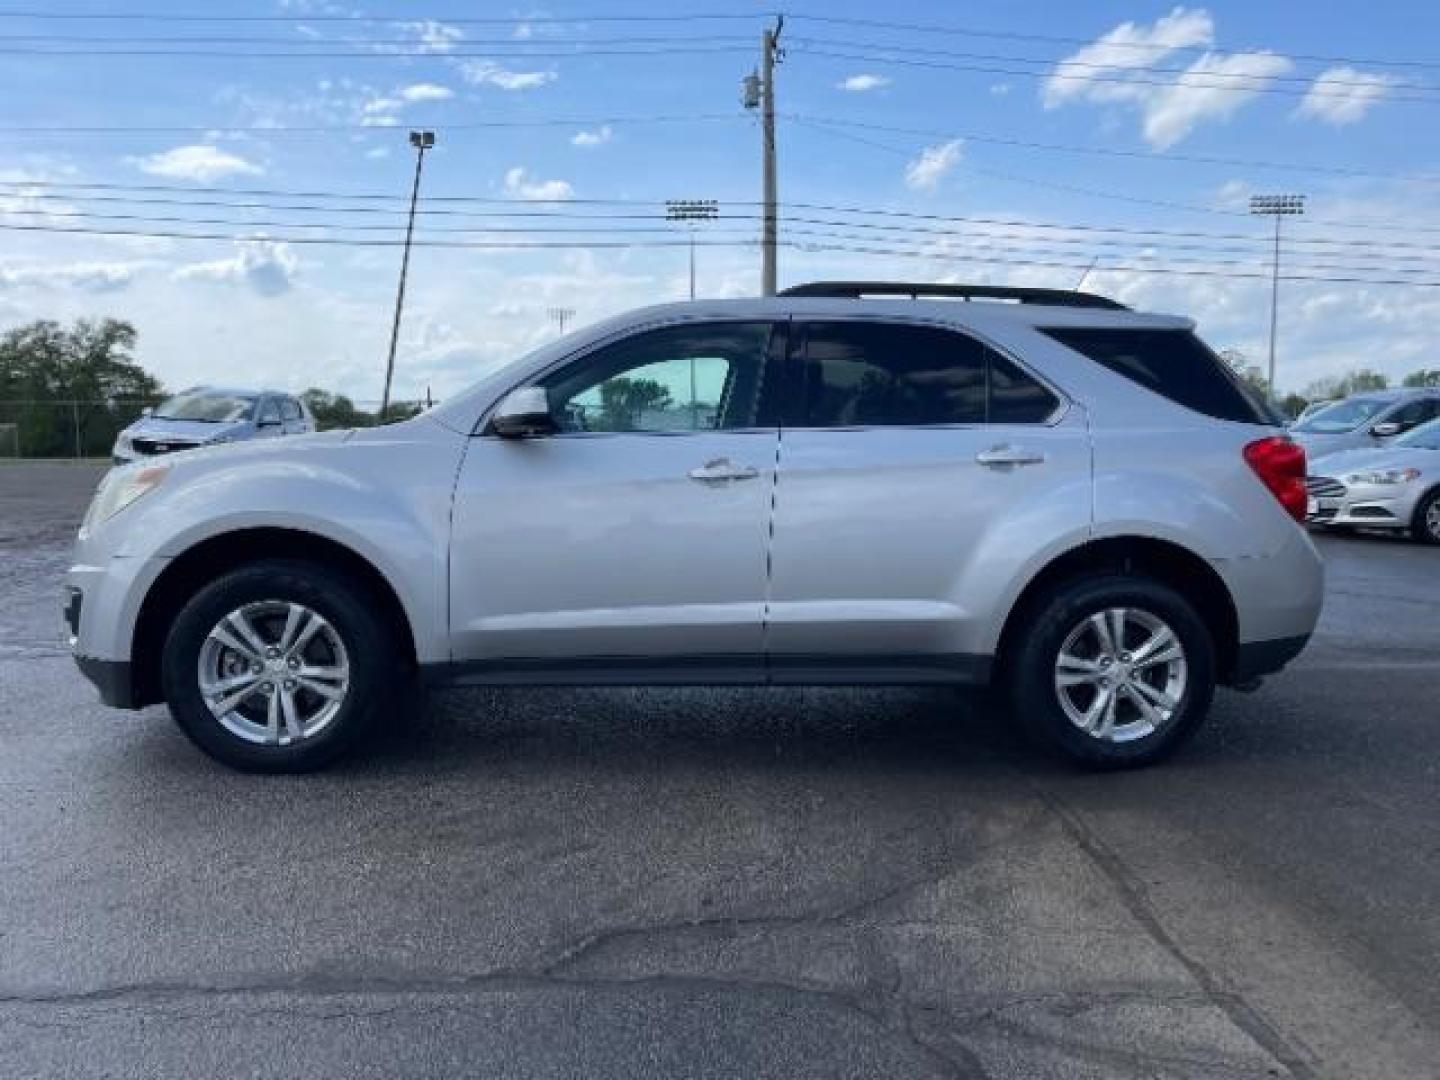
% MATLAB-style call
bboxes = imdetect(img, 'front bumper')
[74,655,139,708]
[1306,474,1425,529]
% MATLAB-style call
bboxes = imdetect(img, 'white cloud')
[838,73,890,92]
[1296,66,1398,125]
[173,240,299,297]
[0,260,144,293]
[1042,8,1291,148]
[1212,178,1252,211]
[459,60,556,91]
[401,20,463,53]
[399,82,454,103]
[571,125,613,147]
[1140,51,1293,148]
[1044,7,1214,105]
[132,144,262,182]
[503,167,574,201]
[904,139,964,192]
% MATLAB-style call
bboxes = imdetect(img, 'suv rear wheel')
[1005,575,1216,767]
[161,559,401,772]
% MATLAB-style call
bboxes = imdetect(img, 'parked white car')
[67,283,1323,772]
[1306,416,1440,542]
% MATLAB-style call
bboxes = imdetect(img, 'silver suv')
[67,283,1323,772]
[112,386,315,466]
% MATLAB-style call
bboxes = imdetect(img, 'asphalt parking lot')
[2,462,1437,1079]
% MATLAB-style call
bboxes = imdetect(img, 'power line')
[790,35,1440,95]
[0,43,753,58]
[791,46,1440,104]
[786,113,1440,185]
[4,218,1439,287]
[0,112,745,135]
[0,10,771,24]
[787,13,1440,72]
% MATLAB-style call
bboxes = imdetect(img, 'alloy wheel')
[196,600,350,746]
[1053,607,1188,743]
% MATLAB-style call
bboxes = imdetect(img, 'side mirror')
[1371,421,1401,438]
[491,387,556,438]
[140,406,153,417]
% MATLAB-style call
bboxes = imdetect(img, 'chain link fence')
[0,398,425,459]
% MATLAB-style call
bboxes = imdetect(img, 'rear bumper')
[1229,634,1310,684]
[74,655,139,709]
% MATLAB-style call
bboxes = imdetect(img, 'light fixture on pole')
[547,306,576,336]
[664,199,719,300]
[380,129,435,420]
[1249,193,1305,396]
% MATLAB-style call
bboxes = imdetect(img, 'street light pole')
[1249,193,1305,396]
[547,306,576,336]
[380,130,435,421]
[664,199,719,300]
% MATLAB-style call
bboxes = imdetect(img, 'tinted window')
[797,322,1056,427]
[1042,327,1279,425]
[153,390,256,423]
[542,322,775,433]
[1293,395,1393,434]
[280,398,302,422]
[1387,397,1440,430]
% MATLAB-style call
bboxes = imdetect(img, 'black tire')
[161,558,404,772]
[1004,574,1216,769]
[1411,488,1440,545]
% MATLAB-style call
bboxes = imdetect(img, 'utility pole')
[547,306,576,336]
[380,130,435,420]
[1249,193,1305,396]
[665,199,719,299]
[743,15,783,296]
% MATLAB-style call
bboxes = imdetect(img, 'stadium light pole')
[1250,193,1305,395]
[547,306,576,336]
[665,199,719,299]
[380,129,435,421]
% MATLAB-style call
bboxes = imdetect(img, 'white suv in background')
[67,282,1323,772]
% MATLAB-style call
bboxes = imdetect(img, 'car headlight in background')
[80,463,170,534]
[1345,468,1421,485]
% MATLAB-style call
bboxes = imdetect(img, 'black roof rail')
[777,281,1129,310]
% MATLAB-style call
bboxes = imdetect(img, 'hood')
[1292,430,1366,457]
[124,416,249,444]
[1310,445,1432,477]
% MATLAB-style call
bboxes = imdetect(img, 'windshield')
[1292,396,1392,434]
[1397,417,1440,450]
[153,391,256,423]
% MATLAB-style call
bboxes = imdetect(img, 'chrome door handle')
[688,458,760,484]
[975,445,1046,467]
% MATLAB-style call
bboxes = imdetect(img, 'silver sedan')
[1306,417,1440,543]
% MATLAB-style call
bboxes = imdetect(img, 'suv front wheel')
[161,559,401,772]
[1005,575,1216,768]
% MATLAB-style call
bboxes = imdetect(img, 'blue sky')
[3,1,1439,400]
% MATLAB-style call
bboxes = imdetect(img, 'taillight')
[1243,436,1307,522]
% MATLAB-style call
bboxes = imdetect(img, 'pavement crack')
[1028,781,1323,1080]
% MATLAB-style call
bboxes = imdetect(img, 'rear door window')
[794,321,1058,428]
[1041,327,1280,425]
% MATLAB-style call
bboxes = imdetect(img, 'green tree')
[1402,369,1440,388]
[1304,369,1390,401]
[300,388,377,430]
[598,377,672,431]
[0,319,163,457]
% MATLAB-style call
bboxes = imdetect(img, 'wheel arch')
[131,527,419,708]
[994,535,1241,685]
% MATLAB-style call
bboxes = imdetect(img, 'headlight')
[1345,468,1421,485]
[81,463,169,533]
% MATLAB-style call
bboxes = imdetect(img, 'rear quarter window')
[1040,327,1280,425]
